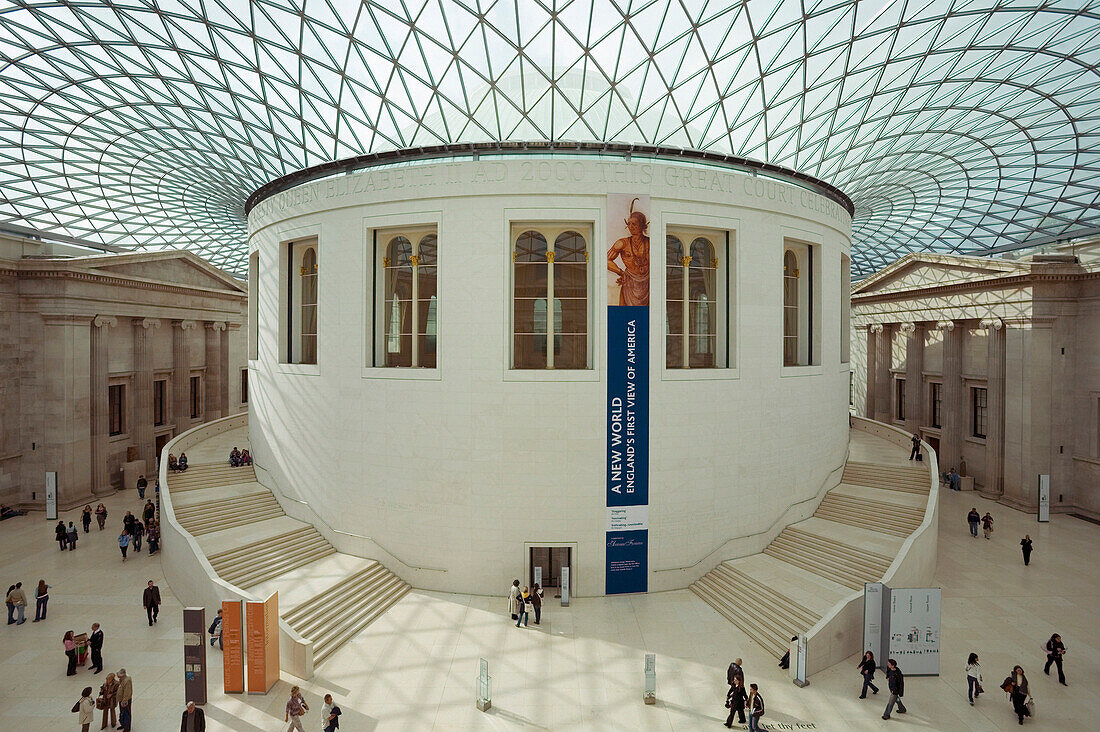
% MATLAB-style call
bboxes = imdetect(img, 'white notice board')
[888,588,941,675]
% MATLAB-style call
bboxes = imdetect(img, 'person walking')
[981,512,994,539]
[147,521,160,555]
[508,579,520,620]
[1021,535,1033,565]
[142,500,156,525]
[321,693,342,732]
[64,630,78,676]
[116,668,133,732]
[858,650,880,698]
[180,700,205,732]
[967,508,980,537]
[95,503,107,531]
[1044,633,1067,685]
[98,672,119,730]
[966,653,983,705]
[746,683,765,732]
[89,622,104,674]
[73,686,95,732]
[7,582,27,624]
[909,433,921,460]
[118,531,130,561]
[67,521,79,550]
[284,685,308,731]
[34,579,50,622]
[882,658,907,719]
[131,520,144,553]
[5,584,14,624]
[143,580,161,625]
[56,520,69,550]
[724,676,747,727]
[727,658,745,688]
[136,474,147,499]
[515,587,530,627]
[1001,665,1030,724]
[208,609,223,649]
[531,583,543,624]
[82,505,93,533]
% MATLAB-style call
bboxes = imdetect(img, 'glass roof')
[1,0,1098,278]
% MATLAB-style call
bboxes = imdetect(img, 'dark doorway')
[924,435,939,460]
[155,433,171,468]
[530,546,571,598]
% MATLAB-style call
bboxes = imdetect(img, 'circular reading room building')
[245,143,854,597]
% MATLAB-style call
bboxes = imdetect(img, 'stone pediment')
[854,254,1027,295]
[82,252,245,292]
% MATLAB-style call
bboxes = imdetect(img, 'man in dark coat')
[180,701,205,732]
[882,659,906,719]
[89,622,104,673]
[142,580,161,626]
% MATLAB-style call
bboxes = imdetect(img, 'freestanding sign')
[45,472,57,521]
[560,566,570,607]
[182,607,208,705]
[863,582,890,663]
[222,600,244,694]
[887,588,941,675]
[1038,474,1050,522]
[245,592,280,694]
[533,565,542,590]
[605,193,650,595]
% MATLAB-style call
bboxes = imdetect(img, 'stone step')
[690,579,786,658]
[206,525,316,564]
[225,544,338,589]
[313,580,411,665]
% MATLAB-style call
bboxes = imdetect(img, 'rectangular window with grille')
[190,375,202,419]
[153,379,166,426]
[108,384,125,436]
[376,226,438,368]
[972,386,988,439]
[930,382,942,429]
[895,378,905,421]
[665,227,729,369]
[241,369,248,404]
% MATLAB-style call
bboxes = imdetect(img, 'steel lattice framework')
[1,0,1098,277]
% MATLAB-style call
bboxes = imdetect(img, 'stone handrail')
[799,416,939,676]
[157,413,315,680]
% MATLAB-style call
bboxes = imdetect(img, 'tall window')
[972,387,988,438]
[379,229,437,368]
[248,250,259,360]
[108,384,125,436]
[282,239,318,364]
[513,225,590,369]
[783,241,817,366]
[841,253,851,363]
[666,229,727,368]
[190,376,202,419]
[153,379,166,426]
[895,378,906,421]
[930,382,942,429]
[241,369,248,404]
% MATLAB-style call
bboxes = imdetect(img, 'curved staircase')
[690,427,932,659]
[166,428,409,667]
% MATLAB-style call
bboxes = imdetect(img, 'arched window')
[512,226,590,369]
[381,230,437,367]
[666,229,726,368]
[783,249,799,366]
[299,247,318,364]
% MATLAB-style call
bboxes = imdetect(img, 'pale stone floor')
[1,482,1097,730]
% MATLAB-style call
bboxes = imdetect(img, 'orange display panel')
[222,600,244,694]
[246,592,279,694]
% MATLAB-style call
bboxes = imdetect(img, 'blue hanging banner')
[605,194,650,595]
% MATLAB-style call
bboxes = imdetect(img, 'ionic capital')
[980,317,1003,331]
[134,318,160,330]
[172,319,197,331]
[204,321,227,332]
[92,315,118,329]
[868,323,884,334]
[935,320,955,332]
[898,322,917,334]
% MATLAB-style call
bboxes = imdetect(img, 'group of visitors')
[70,667,133,731]
[723,658,766,730]
[854,653,907,720]
[962,508,1036,566]
[960,635,1067,725]
[284,685,342,731]
[508,579,543,627]
[167,452,189,472]
[55,519,82,550]
[5,581,31,624]
[62,622,105,675]
[228,446,252,467]
[118,503,160,560]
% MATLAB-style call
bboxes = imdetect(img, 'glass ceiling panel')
[0,0,1098,277]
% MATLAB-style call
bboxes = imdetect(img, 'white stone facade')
[851,244,1100,518]
[0,233,248,509]
[246,157,852,596]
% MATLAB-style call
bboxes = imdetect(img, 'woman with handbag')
[965,653,983,705]
[857,650,879,698]
[63,630,78,676]
[73,686,95,732]
[99,672,119,729]
[1001,665,1031,724]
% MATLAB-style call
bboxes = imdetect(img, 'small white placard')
[607,505,649,532]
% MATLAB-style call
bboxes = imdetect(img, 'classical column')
[939,320,963,472]
[204,321,226,420]
[172,320,197,435]
[874,323,893,424]
[220,325,233,413]
[901,323,924,432]
[132,318,159,471]
[90,315,117,495]
[864,324,881,419]
[982,318,1006,495]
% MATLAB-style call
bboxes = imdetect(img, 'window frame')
[780,235,822,371]
[972,386,988,439]
[108,383,125,437]
[930,381,943,429]
[507,218,595,373]
[664,225,730,370]
[248,250,259,361]
[278,236,320,366]
[895,376,906,421]
[189,374,202,420]
[153,378,167,426]
[240,369,248,405]
[372,225,439,369]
